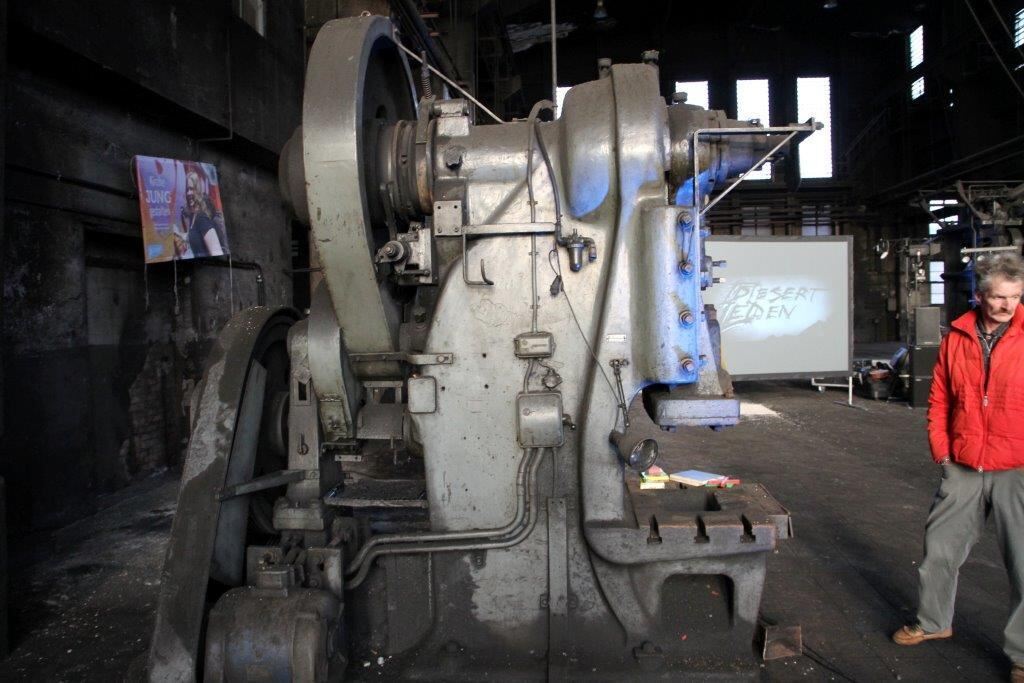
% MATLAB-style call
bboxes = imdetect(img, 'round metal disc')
[302,16,417,355]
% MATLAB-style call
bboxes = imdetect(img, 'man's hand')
[939,456,951,465]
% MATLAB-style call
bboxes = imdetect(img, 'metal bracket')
[217,469,306,501]
[434,222,558,237]
[349,351,454,365]
[462,233,494,286]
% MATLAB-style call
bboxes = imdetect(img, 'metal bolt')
[678,260,694,275]
[712,260,727,268]
[680,357,696,373]
[679,310,695,326]
[677,211,692,225]
[443,146,464,170]
[712,277,725,284]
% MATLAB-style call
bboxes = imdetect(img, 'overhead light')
[594,0,608,20]
[823,0,838,8]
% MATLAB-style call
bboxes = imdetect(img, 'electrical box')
[515,392,564,448]
[514,332,555,358]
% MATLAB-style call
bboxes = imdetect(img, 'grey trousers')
[916,463,1024,663]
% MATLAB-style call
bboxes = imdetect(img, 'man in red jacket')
[892,252,1024,681]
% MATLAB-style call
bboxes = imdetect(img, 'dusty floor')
[0,381,1013,681]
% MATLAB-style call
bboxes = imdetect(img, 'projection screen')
[703,236,853,379]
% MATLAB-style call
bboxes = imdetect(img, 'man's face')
[977,276,1024,327]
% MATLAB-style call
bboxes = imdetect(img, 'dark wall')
[2,0,304,530]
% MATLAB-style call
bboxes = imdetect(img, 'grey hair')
[975,252,1024,293]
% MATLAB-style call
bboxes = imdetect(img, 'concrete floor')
[0,381,1013,681]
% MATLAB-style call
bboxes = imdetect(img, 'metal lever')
[462,233,494,286]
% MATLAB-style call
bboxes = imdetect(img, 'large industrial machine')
[146,16,819,681]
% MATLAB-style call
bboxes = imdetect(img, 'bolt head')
[680,358,696,373]
[678,260,694,275]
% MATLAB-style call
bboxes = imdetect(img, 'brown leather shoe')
[1011,663,1024,682]
[891,624,952,645]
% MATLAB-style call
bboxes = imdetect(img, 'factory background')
[0,0,1022,679]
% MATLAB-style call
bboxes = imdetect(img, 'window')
[927,199,957,304]
[736,79,771,180]
[929,262,945,304]
[796,77,832,179]
[556,86,571,117]
[911,76,925,100]
[236,0,266,36]
[801,205,832,235]
[928,199,958,235]
[909,25,924,69]
[739,206,772,235]
[1015,8,1024,48]
[674,80,710,109]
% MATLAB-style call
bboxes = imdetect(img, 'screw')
[677,211,692,225]
[679,309,695,326]
[678,260,694,275]
[680,357,696,373]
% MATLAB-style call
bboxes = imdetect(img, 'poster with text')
[703,236,852,378]
[134,156,230,264]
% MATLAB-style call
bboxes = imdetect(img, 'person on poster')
[178,171,227,258]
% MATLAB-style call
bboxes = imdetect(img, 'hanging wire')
[983,0,1024,61]
[172,257,180,316]
[228,252,235,313]
[547,246,622,429]
[963,0,1024,101]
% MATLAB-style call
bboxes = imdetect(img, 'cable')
[984,0,1024,61]
[963,0,1024,102]
[547,247,619,412]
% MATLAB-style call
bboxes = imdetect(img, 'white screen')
[703,237,851,377]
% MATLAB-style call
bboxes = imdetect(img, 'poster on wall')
[133,155,230,264]
[703,236,853,379]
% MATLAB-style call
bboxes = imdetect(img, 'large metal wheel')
[147,307,299,682]
[303,15,417,357]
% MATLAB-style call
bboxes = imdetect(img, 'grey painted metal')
[515,392,565,448]
[217,469,305,501]
[204,587,343,682]
[153,16,823,678]
[148,307,298,683]
[303,16,414,358]
[307,283,360,441]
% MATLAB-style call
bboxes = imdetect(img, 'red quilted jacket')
[928,305,1024,471]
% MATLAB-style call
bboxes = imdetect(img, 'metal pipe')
[344,448,546,589]
[345,448,537,573]
[390,32,504,124]
[550,0,558,112]
[699,131,799,216]
[961,245,1020,255]
[393,0,460,86]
